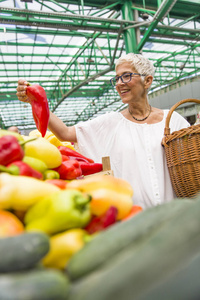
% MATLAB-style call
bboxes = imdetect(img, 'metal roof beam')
[137,0,178,51]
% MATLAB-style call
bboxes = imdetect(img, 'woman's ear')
[144,75,153,89]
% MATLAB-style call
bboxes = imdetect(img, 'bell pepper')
[42,228,88,269]
[54,160,82,180]
[24,189,92,235]
[45,132,63,147]
[67,174,133,220]
[24,137,62,169]
[0,161,43,180]
[85,206,118,234]
[58,146,94,163]
[26,84,50,137]
[0,135,24,166]
[0,173,60,211]
[78,161,103,176]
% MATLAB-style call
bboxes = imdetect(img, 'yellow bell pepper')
[60,141,75,150]
[45,133,75,150]
[67,174,133,220]
[0,173,60,211]
[24,137,62,169]
[29,129,75,149]
[28,129,42,138]
[45,133,63,147]
[42,228,88,269]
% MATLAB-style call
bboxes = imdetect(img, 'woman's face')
[115,62,147,104]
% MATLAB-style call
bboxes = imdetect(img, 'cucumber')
[0,231,50,272]
[0,268,70,300]
[67,198,192,280]
[138,253,200,300]
[67,196,200,300]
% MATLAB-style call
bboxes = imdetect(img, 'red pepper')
[54,159,82,180]
[0,161,43,180]
[26,84,50,137]
[8,161,43,179]
[85,206,118,234]
[78,161,103,176]
[61,154,70,161]
[0,135,24,166]
[45,179,68,189]
[58,146,94,163]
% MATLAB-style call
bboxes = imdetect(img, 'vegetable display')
[1,128,199,299]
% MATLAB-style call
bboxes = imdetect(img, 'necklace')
[128,105,151,121]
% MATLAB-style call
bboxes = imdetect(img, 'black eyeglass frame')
[110,72,146,87]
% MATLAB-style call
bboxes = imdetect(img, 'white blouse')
[75,110,189,209]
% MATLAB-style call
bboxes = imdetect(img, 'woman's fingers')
[16,78,30,102]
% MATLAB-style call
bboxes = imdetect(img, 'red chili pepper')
[26,84,50,137]
[58,146,94,163]
[53,159,82,180]
[7,161,43,179]
[85,206,118,234]
[45,179,68,189]
[0,135,24,166]
[78,161,103,176]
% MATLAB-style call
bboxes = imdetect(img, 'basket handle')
[164,98,200,136]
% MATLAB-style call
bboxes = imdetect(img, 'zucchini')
[67,198,192,280]
[0,231,50,272]
[0,268,70,300]
[66,196,200,300]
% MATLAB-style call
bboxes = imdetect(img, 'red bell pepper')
[85,206,118,234]
[0,135,24,166]
[58,146,94,163]
[0,161,43,180]
[78,161,103,176]
[54,159,82,180]
[26,84,50,137]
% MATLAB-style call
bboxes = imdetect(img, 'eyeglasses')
[110,72,146,87]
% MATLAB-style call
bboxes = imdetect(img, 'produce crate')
[85,156,114,177]
[101,156,114,176]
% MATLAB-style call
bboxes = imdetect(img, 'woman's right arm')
[16,79,77,143]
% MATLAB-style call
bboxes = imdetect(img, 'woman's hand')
[16,78,31,103]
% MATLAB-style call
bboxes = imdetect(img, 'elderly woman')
[16,53,189,209]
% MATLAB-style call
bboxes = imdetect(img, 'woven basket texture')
[162,98,200,198]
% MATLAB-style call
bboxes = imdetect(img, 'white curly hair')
[115,53,155,78]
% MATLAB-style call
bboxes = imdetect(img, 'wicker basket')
[162,98,200,198]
